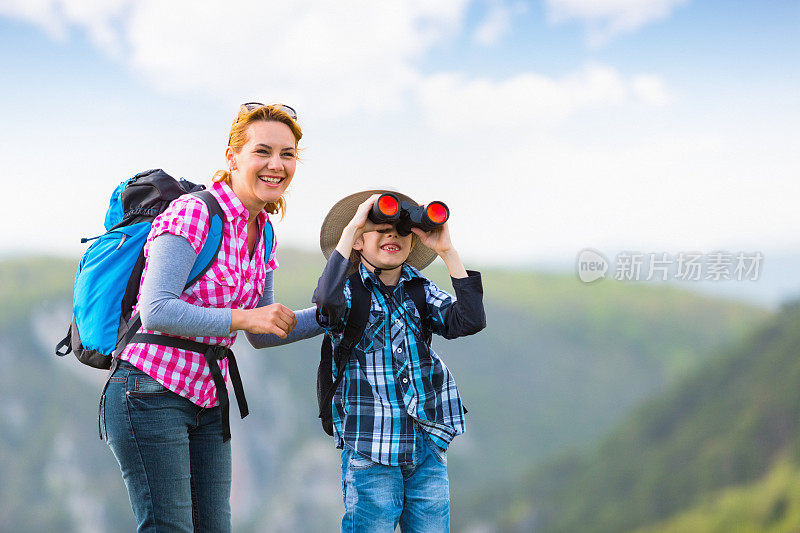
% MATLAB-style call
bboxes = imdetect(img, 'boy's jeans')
[102,360,232,533]
[340,430,450,532]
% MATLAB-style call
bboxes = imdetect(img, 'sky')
[0,0,798,268]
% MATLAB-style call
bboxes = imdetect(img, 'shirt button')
[396,348,403,354]
[402,378,408,384]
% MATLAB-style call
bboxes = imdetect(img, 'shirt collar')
[358,261,420,289]
[211,179,269,228]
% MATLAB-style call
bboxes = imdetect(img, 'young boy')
[313,191,486,532]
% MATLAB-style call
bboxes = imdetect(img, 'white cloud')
[0,0,67,39]
[632,74,670,106]
[59,0,127,51]
[0,0,670,121]
[473,0,527,46]
[0,0,127,49]
[1,0,470,117]
[416,63,667,132]
[545,0,690,46]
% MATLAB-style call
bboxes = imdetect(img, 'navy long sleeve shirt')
[313,251,486,465]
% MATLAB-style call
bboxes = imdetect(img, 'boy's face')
[353,226,414,271]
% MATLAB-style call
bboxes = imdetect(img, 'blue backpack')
[55,168,274,370]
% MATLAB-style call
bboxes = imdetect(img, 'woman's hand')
[231,303,297,337]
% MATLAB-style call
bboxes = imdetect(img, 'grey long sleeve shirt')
[140,233,322,347]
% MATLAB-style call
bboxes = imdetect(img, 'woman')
[102,103,321,532]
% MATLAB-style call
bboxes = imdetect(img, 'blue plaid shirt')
[314,252,485,466]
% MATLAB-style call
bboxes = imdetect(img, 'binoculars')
[368,193,450,236]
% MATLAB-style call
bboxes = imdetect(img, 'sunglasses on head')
[239,102,298,121]
[229,102,298,145]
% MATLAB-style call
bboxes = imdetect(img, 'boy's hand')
[335,194,392,259]
[412,222,468,278]
[347,194,393,237]
[411,222,453,255]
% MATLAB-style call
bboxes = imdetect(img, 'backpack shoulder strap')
[263,218,275,266]
[113,189,225,357]
[187,190,225,287]
[340,272,371,354]
[318,272,373,426]
[405,277,431,345]
[329,272,372,378]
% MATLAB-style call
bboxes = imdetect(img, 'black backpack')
[316,272,429,436]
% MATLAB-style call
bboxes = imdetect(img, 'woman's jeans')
[102,360,231,532]
[340,430,450,532]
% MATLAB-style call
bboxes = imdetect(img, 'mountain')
[0,253,768,531]
[502,297,800,533]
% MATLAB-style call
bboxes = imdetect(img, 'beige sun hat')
[319,190,438,271]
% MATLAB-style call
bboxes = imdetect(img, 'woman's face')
[227,120,297,213]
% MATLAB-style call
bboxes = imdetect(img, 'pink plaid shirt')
[120,180,278,407]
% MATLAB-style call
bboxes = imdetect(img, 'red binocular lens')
[425,202,449,225]
[376,194,399,217]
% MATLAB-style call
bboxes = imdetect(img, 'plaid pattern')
[120,180,278,407]
[328,263,466,466]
